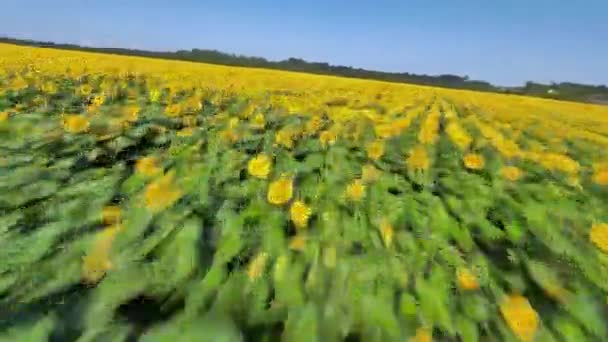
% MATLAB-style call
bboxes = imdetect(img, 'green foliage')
[0,63,607,342]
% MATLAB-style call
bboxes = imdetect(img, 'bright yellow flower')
[0,111,9,122]
[267,175,294,205]
[144,170,183,214]
[446,122,472,150]
[289,234,307,251]
[305,115,323,134]
[409,328,432,342]
[275,129,294,149]
[375,123,395,139]
[538,153,579,174]
[165,103,182,117]
[406,145,430,171]
[319,130,337,148]
[247,252,268,281]
[92,95,105,106]
[182,115,197,127]
[500,295,539,342]
[418,111,440,145]
[456,267,479,290]
[463,153,485,170]
[101,206,121,225]
[593,170,608,185]
[290,200,312,229]
[501,166,523,181]
[590,223,608,253]
[63,115,90,133]
[79,84,93,96]
[248,154,272,180]
[177,127,195,137]
[220,128,239,144]
[82,224,122,284]
[135,156,162,177]
[250,113,266,129]
[346,179,366,202]
[366,140,385,161]
[379,218,394,248]
[41,81,57,93]
[123,105,140,123]
[149,88,161,102]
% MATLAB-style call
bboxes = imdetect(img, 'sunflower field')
[1,42,608,342]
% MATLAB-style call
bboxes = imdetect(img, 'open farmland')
[1,42,608,341]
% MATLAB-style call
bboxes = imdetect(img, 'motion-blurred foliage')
[1,43,608,341]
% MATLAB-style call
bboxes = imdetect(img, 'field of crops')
[1,42,608,341]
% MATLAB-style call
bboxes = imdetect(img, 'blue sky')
[1,0,607,86]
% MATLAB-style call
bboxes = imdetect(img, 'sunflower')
[406,145,430,171]
[501,166,523,181]
[378,218,394,248]
[135,156,162,177]
[463,153,485,170]
[165,103,182,117]
[81,224,122,284]
[177,127,195,137]
[250,113,266,129]
[79,84,93,96]
[366,140,385,161]
[275,129,295,149]
[267,175,294,205]
[409,328,432,342]
[456,267,479,290]
[593,170,608,185]
[499,295,539,342]
[590,223,608,253]
[305,115,323,134]
[63,114,90,133]
[144,170,183,214]
[289,234,307,251]
[319,130,337,148]
[101,206,121,225]
[290,200,312,229]
[247,252,268,281]
[248,154,272,180]
[346,179,366,202]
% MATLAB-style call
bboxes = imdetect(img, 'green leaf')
[553,316,587,342]
[140,313,243,342]
[283,303,320,342]
[362,296,400,338]
[461,295,490,322]
[455,316,479,342]
[400,293,418,316]
[156,218,201,285]
[0,314,56,342]
[564,292,607,339]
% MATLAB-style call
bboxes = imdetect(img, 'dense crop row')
[1,43,608,341]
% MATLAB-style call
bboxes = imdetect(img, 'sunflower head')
[63,115,90,134]
[290,200,312,229]
[248,154,272,180]
[346,179,366,202]
[463,153,485,170]
[267,174,294,205]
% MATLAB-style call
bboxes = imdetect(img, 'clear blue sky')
[2,0,607,86]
